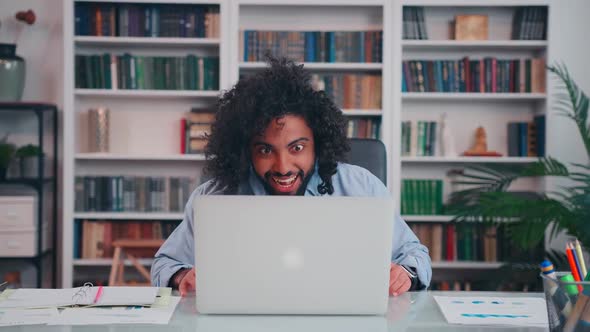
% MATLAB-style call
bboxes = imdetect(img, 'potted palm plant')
[448,63,590,252]
[0,135,16,180]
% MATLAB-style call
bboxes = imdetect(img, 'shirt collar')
[243,162,323,196]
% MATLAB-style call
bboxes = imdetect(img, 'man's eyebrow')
[252,141,272,147]
[287,137,310,146]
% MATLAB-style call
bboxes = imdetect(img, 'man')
[151,57,432,296]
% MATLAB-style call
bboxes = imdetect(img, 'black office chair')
[345,138,387,185]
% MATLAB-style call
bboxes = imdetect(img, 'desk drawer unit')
[0,225,50,257]
[0,196,36,229]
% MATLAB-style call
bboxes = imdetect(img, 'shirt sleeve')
[360,168,432,289]
[150,188,199,287]
[390,214,432,289]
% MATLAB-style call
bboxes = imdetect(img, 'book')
[454,15,488,40]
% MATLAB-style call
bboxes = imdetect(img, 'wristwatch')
[400,265,419,290]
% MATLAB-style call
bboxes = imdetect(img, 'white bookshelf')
[74,36,221,47]
[74,258,154,266]
[75,153,207,161]
[401,156,539,163]
[73,213,185,220]
[62,0,551,287]
[239,62,383,71]
[395,0,550,280]
[431,262,504,269]
[62,0,229,287]
[402,93,547,101]
[231,0,393,185]
[74,89,220,98]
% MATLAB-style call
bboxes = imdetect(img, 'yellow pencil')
[575,240,587,278]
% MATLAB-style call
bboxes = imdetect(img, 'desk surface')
[2,291,548,331]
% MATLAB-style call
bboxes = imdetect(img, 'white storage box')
[0,225,50,257]
[0,196,36,229]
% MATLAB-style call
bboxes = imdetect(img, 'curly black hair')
[204,56,350,195]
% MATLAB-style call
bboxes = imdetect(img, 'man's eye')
[292,144,304,152]
[259,147,271,155]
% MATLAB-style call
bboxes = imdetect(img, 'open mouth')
[270,174,299,193]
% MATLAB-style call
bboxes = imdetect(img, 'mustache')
[264,169,305,179]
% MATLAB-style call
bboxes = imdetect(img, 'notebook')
[0,285,159,309]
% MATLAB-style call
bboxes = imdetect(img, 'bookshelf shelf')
[74,89,220,98]
[74,36,221,47]
[401,156,539,163]
[342,109,382,116]
[73,258,153,266]
[403,215,454,222]
[402,40,547,51]
[75,0,222,4]
[75,153,206,161]
[73,212,185,220]
[402,93,547,101]
[239,62,383,71]
[431,262,504,269]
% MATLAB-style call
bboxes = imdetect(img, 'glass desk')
[1,291,548,331]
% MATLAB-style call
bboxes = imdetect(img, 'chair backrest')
[345,138,387,185]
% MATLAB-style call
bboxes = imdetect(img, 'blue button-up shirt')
[151,163,432,288]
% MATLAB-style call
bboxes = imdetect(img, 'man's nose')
[273,153,292,175]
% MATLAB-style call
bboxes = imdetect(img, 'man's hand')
[178,268,196,297]
[389,264,411,296]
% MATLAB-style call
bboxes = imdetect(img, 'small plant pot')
[19,155,42,178]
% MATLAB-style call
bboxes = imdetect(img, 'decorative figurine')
[463,126,502,157]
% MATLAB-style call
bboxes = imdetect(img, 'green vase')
[0,43,25,102]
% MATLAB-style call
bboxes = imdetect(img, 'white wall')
[545,0,590,253]
[0,0,64,105]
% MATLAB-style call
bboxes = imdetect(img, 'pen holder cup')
[541,272,590,332]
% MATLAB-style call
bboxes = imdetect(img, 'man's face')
[250,115,316,195]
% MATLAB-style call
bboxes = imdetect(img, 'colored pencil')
[566,243,584,292]
[575,240,587,278]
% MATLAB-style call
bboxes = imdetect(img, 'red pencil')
[93,286,104,304]
[566,243,584,292]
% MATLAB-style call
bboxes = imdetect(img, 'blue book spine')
[328,32,336,63]
[73,220,81,259]
[243,30,249,61]
[401,63,407,92]
[518,122,528,157]
[359,32,365,63]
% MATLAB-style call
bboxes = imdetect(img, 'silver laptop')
[193,196,394,315]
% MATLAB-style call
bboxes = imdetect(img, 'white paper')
[0,308,59,326]
[48,296,180,325]
[0,286,159,308]
[434,296,548,327]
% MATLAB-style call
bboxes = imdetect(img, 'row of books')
[74,3,220,38]
[346,118,380,139]
[410,222,545,263]
[411,223,498,262]
[181,109,215,154]
[75,54,219,91]
[430,281,475,291]
[240,30,383,63]
[401,57,546,93]
[401,179,443,215]
[512,6,548,40]
[402,7,428,40]
[74,176,195,212]
[310,74,382,110]
[508,116,546,157]
[401,121,438,157]
[74,220,181,259]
